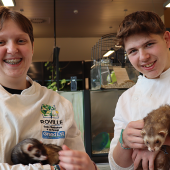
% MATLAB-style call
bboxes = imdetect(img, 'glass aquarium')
[90,89,125,158]
[91,63,139,90]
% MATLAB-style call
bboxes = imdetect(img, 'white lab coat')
[109,68,170,170]
[0,76,85,170]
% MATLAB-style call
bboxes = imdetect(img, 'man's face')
[124,32,170,79]
[0,19,33,85]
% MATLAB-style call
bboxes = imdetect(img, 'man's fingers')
[141,158,149,170]
[133,156,142,169]
[128,120,144,129]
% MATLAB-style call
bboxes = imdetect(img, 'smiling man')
[108,11,170,170]
[125,33,170,79]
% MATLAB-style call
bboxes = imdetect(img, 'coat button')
[134,96,138,100]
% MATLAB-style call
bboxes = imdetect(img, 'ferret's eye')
[146,141,149,144]
[155,140,159,144]
[35,150,41,157]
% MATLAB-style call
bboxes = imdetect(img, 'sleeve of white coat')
[62,99,85,152]
[63,119,85,152]
[0,163,51,170]
[108,94,134,170]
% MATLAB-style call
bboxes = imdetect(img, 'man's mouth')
[4,59,22,65]
[143,61,155,68]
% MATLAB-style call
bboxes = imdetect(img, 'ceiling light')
[103,48,115,57]
[163,0,170,7]
[1,0,15,7]
[73,10,78,14]
[115,45,122,48]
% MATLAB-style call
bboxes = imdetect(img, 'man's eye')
[146,43,154,47]
[0,41,5,45]
[128,49,136,55]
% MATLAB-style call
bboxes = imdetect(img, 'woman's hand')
[58,145,96,170]
[50,165,65,170]
[122,120,146,149]
[132,148,159,170]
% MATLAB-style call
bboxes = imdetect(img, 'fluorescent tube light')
[1,0,15,7]
[103,48,115,57]
[115,45,122,48]
[163,0,170,7]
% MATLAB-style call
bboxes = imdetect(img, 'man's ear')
[163,31,170,48]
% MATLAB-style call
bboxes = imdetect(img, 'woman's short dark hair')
[0,6,34,45]
[117,11,166,47]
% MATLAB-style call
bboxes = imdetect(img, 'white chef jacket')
[0,76,85,170]
[108,68,170,170]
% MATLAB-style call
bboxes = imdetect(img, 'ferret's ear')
[22,143,34,154]
[27,144,34,151]
[141,129,146,136]
[158,130,168,138]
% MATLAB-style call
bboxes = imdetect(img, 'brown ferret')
[136,105,170,170]
[11,138,62,165]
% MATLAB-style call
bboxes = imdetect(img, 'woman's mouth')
[4,59,22,65]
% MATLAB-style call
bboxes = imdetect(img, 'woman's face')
[0,19,33,88]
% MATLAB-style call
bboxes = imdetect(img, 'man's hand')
[58,145,96,170]
[132,148,159,170]
[123,120,146,149]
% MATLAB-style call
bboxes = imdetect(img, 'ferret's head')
[22,138,47,161]
[141,127,168,152]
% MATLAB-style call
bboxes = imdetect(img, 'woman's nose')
[6,42,18,55]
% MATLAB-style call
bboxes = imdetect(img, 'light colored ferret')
[136,105,170,170]
[11,138,62,165]
[141,105,170,152]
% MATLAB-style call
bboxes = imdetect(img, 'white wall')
[33,37,100,62]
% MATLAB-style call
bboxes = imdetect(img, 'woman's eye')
[18,39,26,44]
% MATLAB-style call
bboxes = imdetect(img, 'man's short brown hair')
[0,6,34,45]
[117,11,166,47]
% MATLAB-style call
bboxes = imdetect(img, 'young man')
[0,6,97,170]
[108,11,170,170]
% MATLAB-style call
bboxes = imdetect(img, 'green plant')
[44,61,66,91]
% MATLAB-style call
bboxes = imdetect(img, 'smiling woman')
[0,6,98,170]
[0,19,33,89]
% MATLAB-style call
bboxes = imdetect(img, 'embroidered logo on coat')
[41,104,59,119]
[40,104,65,139]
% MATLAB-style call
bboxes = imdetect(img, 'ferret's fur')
[136,105,170,170]
[141,105,170,152]
[11,138,62,165]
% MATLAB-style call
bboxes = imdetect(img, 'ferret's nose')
[151,148,155,152]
